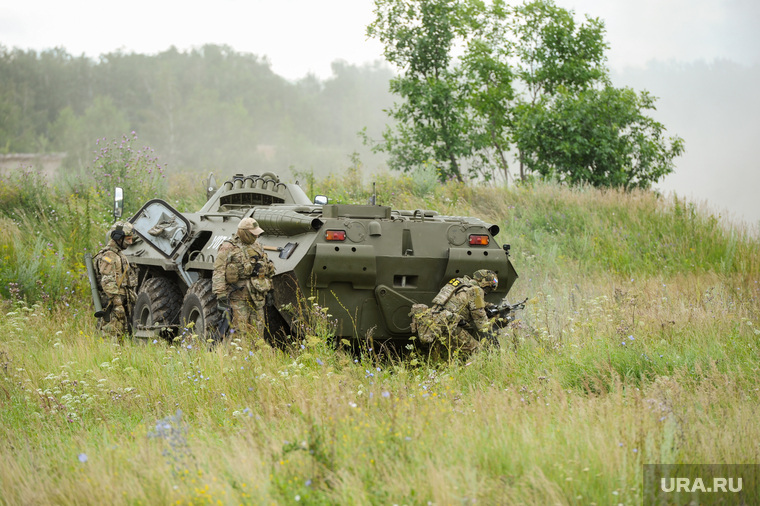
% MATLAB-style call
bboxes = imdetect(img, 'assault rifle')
[485,296,528,327]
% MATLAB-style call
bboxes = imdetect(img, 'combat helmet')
[110,221,134,242]
[473,269,498,292]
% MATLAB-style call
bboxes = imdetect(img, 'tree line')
[0,44,395,177]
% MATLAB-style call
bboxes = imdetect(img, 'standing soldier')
[212,217,275,346]
[94,221,138,338]
[411,269,499,357]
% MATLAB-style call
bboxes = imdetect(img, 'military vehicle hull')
[123,172,518,343]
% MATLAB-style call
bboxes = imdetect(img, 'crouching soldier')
[94,221,138,338]
[410,269,499,358]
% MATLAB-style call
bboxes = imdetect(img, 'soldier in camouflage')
[212,217,275,346]
[410,269,499,357]
[94,221,138,338]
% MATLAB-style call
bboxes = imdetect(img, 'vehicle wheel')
[180,279,221,343]
[132,277,182,338]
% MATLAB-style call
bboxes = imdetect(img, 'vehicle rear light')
[469,234,490,246]
[325,230,346,241]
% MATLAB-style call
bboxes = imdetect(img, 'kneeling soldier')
[411,269,499,357]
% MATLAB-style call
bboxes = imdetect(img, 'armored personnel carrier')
[122,172,519,343]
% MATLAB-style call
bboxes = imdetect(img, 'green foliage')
[459,24,516,181]
[509,0,608,98]
[0,168,91,303]
[0,135,169,302]
[0,165,51,211]
[51,96,130,170]
[516,86,685,189]
[368,0,472,182]
[0,229,81,306]
[87,132,167,217]
[368,0,684,188]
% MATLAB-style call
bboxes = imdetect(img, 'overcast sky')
[3,0,758,79]
[2,0,759,224]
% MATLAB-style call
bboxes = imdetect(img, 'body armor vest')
[432,277,470,307]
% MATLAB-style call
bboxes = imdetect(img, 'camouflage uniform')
[410,270,498,357]
[94,222,138,337]
[212,218,275,344]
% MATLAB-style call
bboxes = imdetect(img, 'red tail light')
[325,230,346,241]
[469,234,490,246]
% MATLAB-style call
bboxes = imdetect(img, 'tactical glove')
[265,290,275,307]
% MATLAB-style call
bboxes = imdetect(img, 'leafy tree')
[505,1,683,188]
[508,0,607,100]
[458,0,516,182]
[368,0,473,182]
[514,86,685,189]
[368,0,684,189]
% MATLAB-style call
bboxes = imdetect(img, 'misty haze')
[0,52,758,227]
[614,61,760,226]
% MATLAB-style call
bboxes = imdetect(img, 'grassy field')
[1,167,759,504]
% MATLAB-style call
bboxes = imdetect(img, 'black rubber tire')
[132,277,183,335]
[180,279,221,342]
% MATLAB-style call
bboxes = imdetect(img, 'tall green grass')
[1,282,758,504]
[1,165,759,504]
